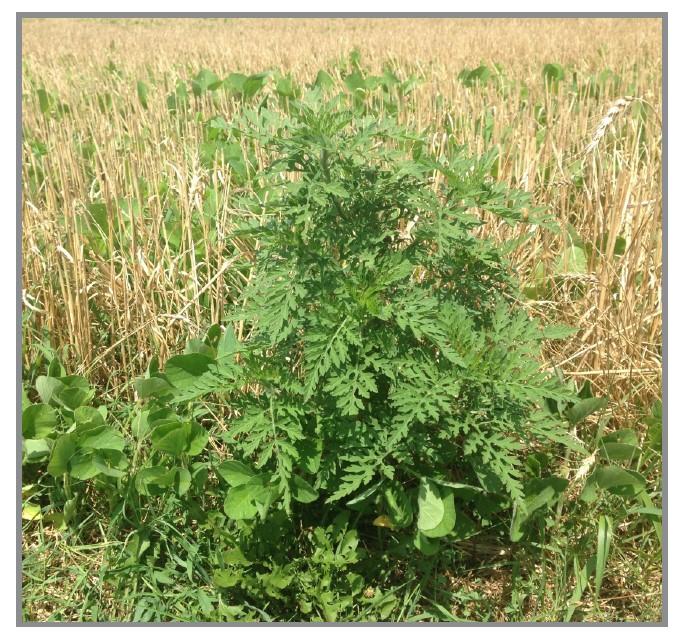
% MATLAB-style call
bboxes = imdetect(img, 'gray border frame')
[16,12,667,627]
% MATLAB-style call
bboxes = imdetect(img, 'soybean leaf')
[594,466,646,496]
[151,421,187,455]
[421,490,456,538]
[73,406,105,427]
[22,404,57,439]
[217,460,256,487]
[134,376,172,399]
[566,397,608,423]
[70,453,99,480]
[136,80,149,109]
[185,421,209,456]
[192,69,219,97]
[77,424,126,452]
[314,69,335,91]
[510,477,568,542]
[23,438,51,463]
[164,354,215,391]
[413,531,440,556]
[35,376,64,405]
[417,478,445,531]
[47,434,76,476]
[223,477,266,520]
[290,474,319,503]
[92,452,128,479]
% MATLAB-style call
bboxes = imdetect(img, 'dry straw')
[21,18,662,409]
[584,96,636,155]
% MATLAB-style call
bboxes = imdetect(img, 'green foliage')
[459,64,494,87]
[125,96,583,568]
[22,75,660,622]
[543,63,565,89]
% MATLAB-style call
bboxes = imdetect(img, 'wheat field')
[22,18,662,413]
[20,17,663,623]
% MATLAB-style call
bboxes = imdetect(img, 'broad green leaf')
[556,244,587,275]
[203,323,223,349]
[224,72,248,94]
[54,385,94,410]
[23,438,51,463]
[185,338,214,357]
[22,503,42,521]
[47,357,65,377]
[598,441,640,462]
[242,73,267,99]
[35,376,64,405]
[566,397,608,423]
[603,428,638,446]
[136,80,149,109]
[275,75,299,98]
[150,419,206,456]
[344,70,367,94]
[192,69,219,97]
[413,531,440,556]
[223,477,266,520]
[134,466,187,495]
[297,438,322,475]
[172,467,192,496]
[594,466,646,496]
[217,460,256,487]
[290,474,318,503]
[134,376,172,399]
[154,570,174,585]
[47,434,76,476]
[73,406,104,427]
[135,466,169,495]
[37,88,50,114]
[131,409,150,439]
[22,404,57,439]
[253,483,280,521]
[417,478,445,531]
[92,452,128,479]
[164,353,214,391]
[222,547,253,566]
[217,324,239,361]
[314,69,335,91]
[150,421,187,455]
[421,491,455,538]
[185,421,209,456]
[77,425,126,452]
[510,477,567,542]
[446,511,480,542]
[59,375,91,389]
[543,63,565,84]
[70,453,100,480]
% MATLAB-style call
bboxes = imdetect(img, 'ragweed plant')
[141,95,584,545]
